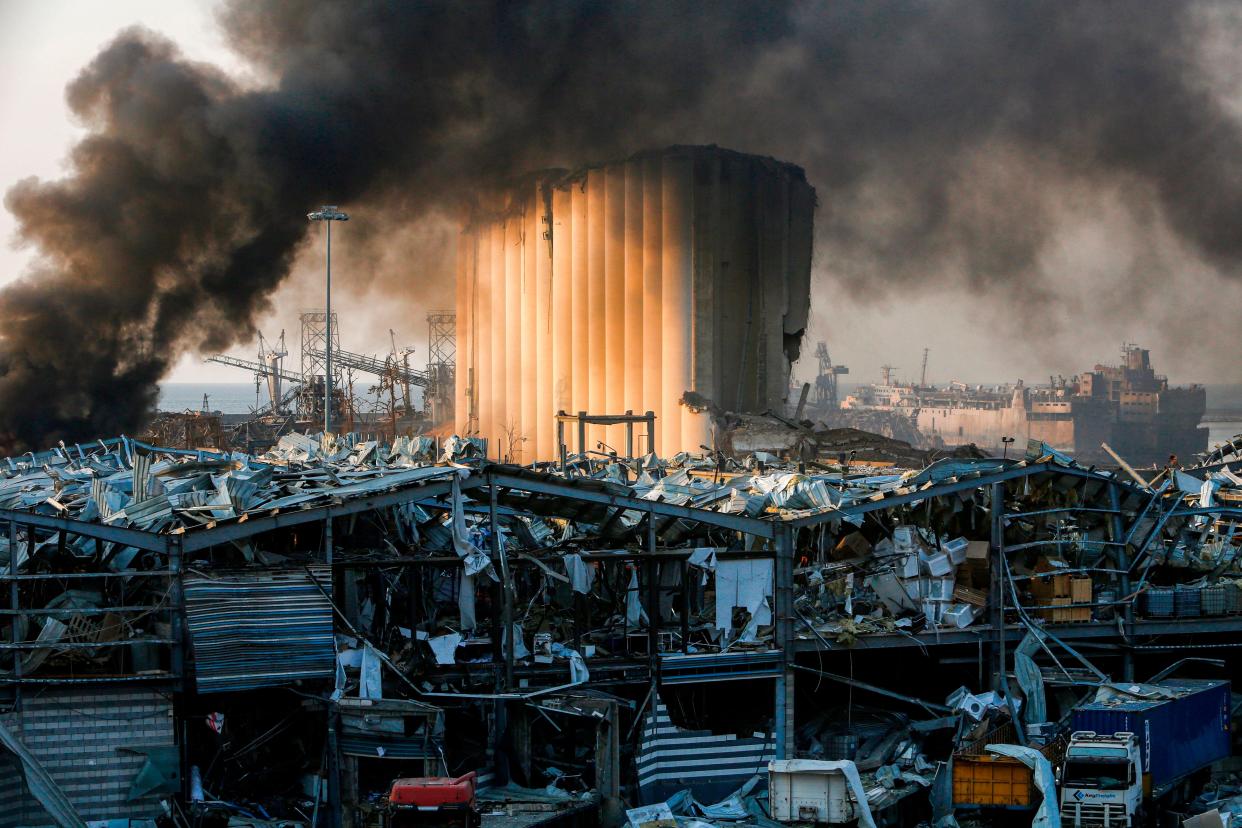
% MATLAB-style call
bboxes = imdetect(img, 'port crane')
[208,312,456,424]
[207,330,303,415]
[814,342,849,409]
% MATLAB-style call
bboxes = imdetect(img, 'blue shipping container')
[1070,679,1231,796]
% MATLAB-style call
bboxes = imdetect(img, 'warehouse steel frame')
[3,459,1240,809]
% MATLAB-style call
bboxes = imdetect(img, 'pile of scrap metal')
[788,439,1242,647]
[827,411,934,452]
[1,426,1241,828]
[700,404,978,469]
[141,409,233,453]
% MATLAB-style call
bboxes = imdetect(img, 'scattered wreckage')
[0,429,1240,827]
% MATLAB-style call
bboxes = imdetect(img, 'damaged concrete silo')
[455,145,815,460]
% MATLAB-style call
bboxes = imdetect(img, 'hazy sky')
[2,1,1238,390]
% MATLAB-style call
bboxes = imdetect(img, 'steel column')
[1109,484,1135,681]
[626,411,634,460]
[324,515,333,566]
[169,535,185,688]
[774,525,795,759]
[646,506,659,668]
[680,558,691,654]
[8,521,20,713]
[989,482,1008,693]
[326,703,342,828]
[490,474,514,689]
[556,414,566,471]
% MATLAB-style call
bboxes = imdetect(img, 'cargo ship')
[837,345,1206,466]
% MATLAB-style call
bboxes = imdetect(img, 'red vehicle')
[388,772,480,828]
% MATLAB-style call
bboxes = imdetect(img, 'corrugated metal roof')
[184,566,334,693]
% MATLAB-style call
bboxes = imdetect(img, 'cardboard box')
[1033,572,1092,622]
[1050,576,1092,623]
[833,531,872,561]
[965,565,990,591]
[953,584,988,608]
[964,543,991,589]
[966,541,990,561]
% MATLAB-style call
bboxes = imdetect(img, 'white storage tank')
[456,145,815,461]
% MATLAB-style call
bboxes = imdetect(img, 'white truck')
[1058,731,1144,827]
[1060,679,1231,826]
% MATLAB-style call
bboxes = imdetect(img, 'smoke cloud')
[4,0,1242,449]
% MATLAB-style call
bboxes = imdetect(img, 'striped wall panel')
[636,697,773,805]
[0,752,22,826]
[0,687,174,827]
[184,566,334,693]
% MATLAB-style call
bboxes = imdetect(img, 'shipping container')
[1069,679,1230,796]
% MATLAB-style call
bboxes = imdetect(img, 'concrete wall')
[456,146,816,460]
[0,687,175,826]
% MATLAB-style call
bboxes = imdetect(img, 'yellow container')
[951,754,1036,808]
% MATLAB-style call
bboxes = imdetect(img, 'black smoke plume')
[4,1,1241,449]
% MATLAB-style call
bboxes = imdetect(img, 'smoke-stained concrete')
[4,0,1242,449]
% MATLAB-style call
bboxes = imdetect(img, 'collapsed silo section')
[455,146,815,462]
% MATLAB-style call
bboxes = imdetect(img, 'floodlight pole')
[307,206,349,434]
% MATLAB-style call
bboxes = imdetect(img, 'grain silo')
[455,145,815,461]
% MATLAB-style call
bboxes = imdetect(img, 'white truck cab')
[1059,731,1143,827]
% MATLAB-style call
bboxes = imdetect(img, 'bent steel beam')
[485,472,775,537]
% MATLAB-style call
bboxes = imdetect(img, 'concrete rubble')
[0,428,1240,827]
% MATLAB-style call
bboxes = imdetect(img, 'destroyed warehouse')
[1,427,1241,827]
[3,145,1242,828]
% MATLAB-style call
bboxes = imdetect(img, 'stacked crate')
[1032,573,1092,622]
[1052,576,1092,623]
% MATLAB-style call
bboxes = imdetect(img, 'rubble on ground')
[0,428,1240,826]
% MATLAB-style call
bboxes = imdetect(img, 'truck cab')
[1059,731,1143,827]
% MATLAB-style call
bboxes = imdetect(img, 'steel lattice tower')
[426,311,456,423]
[299,309,341,418]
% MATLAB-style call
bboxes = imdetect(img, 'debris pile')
[0,428,1239,826]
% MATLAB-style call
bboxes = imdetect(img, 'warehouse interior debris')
[1,423,1241,828]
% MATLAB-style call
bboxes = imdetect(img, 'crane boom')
[305,347,429,388]
[206,354,302,384]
